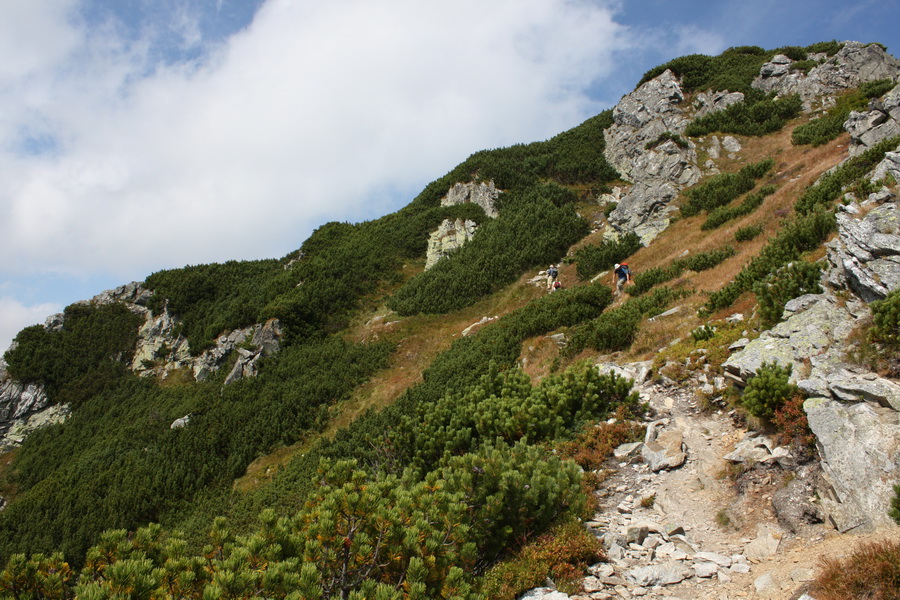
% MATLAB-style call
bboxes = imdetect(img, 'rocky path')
[525,371,862,600]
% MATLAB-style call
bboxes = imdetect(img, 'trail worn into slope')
[557,376,896,600]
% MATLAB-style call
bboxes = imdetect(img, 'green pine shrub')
[792,78,896,147]
[565,287,683,355]
[741,361,798,419]
[891,485,900,524]
[704,209,835,313]
[685,92,803,137]
[753,261,823,325]
[573,232,642,280]
[701,185,776,230]
[638,46,771,94]
[3,302,143,405]
[805,40,844,56]
[735,224,763,241]
[691,324,716,342]
[870,289,900,346]
[681,159,774,217]
[627,246,735,296]
[795,135,900,214]
[388,188,590,315]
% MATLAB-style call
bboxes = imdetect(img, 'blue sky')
[1,0,898,353]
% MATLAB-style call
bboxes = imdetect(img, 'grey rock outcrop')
[692,90,744,118]
[424,181,500,269]
[0,360,60,451]
[845,82,900,156]
[440,180,499,218]
[604,70,701,245]
[825,189,900,302]
[804,397,900,531]
[424,218,477,269]
[753,42,900,109]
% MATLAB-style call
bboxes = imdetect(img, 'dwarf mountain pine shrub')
[701,185,776,230]
[753,260,823,325]
[741,361,798,419]
[685,92,802,137]
[792,78,895,147]
[870,289,900,346]
[735,224,763,241]
[681,159,774,217]
[573,232,643,280]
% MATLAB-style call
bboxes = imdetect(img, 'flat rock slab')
[642,429,686,471]
[625,561,693,586]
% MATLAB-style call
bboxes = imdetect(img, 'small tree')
[742,361,798,419]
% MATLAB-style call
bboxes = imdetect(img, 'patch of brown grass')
[811,538,900,600]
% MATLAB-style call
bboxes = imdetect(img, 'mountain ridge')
[1,40,899,599]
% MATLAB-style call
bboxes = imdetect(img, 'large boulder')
[0,361,54,450]
[804,397,900,531]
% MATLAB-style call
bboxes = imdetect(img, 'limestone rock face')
[753,42,900,109]
[845,83,900,156]
[604,70,702,245]
[692,90,744,118]
[805,397,900,531]
[825,192,900,302]
[0,360,57,450]
[440,181,499,218]
[424,181,501,269]
[424,218,477,269]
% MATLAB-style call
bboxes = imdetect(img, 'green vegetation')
[686,91,803,138]
[639,46,770,94]
[795,135,900,214]
[792,78,895,147]
[388,186,589,315]
[753,260,823,325]
[735,224,763,242]
[704,209,835,313]
[701,185,776,230]
[565,287,683,355]
[741,362,798,419]
[681,159,774,217]
[628,246,736,296]
[572,232,642,280]
[891,485,900,524]
[4,303,143,406]
[870,289,900,346]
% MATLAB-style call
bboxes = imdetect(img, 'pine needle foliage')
[741,362,798,419]
[753,261,823,325]
[685,91,803,137]
[388,187,590,315]
[701,185,776,230]
[628,246,736,296]
[573,232,643,280]
[792,78,896,147]
[681,159,774,217]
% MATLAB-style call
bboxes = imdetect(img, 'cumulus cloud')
[0,0,636,284]
[0,297,62,355]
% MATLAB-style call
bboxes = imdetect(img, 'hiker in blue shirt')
[613,263,632,295]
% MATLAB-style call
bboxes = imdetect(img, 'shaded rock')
[772,464,823,532]
[804,397,900,531]
[1,403,70,451]
[829,373,900,410]
[693,91,744,118]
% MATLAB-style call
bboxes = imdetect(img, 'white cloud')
[0,297,62,355]
[0,0,636,284]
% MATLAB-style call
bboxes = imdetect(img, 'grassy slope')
[231,113,850,495]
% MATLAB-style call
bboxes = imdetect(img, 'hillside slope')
[1,40,899,599]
